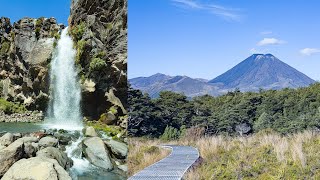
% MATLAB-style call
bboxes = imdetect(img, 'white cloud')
[300,48,320,56]
[172,0,201,9]
[260,31,272,35]
[171,0,242,22]
[257,38,286,46]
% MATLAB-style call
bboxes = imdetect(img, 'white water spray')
[46,27,82,130]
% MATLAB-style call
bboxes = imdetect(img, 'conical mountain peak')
[209,54,315,91]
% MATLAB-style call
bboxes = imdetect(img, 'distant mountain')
[209,54,315,91]
[130,54,315,97]
[129,73,220,98]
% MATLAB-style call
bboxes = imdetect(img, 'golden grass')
[128,138,171,177]
[129,130,320,179]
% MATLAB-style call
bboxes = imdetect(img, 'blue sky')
[1,0,70,25]
[129,0,320,80]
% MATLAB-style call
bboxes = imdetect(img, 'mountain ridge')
[130,54,315,97]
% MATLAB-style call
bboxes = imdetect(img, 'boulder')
[37,147,73,169]
[24,142,37,158]
[27,38,54,65]
[1,157,72,180]
[0,138,24,176]
[0,133,14,146]
[83,137,113,170]
[99,112,116,125]
[82,79,96,93]
[85,126,98,137]
[105,139,128,159]
[39,136,58,148]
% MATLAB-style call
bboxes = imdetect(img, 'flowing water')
[46,27,82,130]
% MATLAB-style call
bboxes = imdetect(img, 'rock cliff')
[0,17,63,111]
[69,0,127,123]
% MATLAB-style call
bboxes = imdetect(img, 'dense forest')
[128,83,320,138]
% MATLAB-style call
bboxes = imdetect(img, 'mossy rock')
[99,112,116,125]
[86,121,123,137]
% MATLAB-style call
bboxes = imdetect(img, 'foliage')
[70,21,86,41]
[0,98,27,114]
[160,126,180,141]
[35,17,44,27]
[128,87,165,137]
[128,83,320,137]
[75,40,86,63]
[89,57,107,71]
[0,41,10,54]
[86,121,123,138]
[50,30,60,40]
[109,106,118,115]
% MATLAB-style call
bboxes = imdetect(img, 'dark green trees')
[128,83,320,137]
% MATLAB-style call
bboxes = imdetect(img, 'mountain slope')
[130,54,315,97]
[130,74,220,98]
[209,54,315,91]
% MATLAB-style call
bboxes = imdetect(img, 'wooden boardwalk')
[129,145,199,180]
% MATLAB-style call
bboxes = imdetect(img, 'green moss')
[109,106,118,115]
[0,41,10,55]
[89,57,107,72]
[86,121,122,137]
[0,98,27,114]
[71,21,86,41]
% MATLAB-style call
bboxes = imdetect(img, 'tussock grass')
[129,130,320,179]
[128,138,170,177]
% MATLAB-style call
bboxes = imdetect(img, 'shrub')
[89,58,107,71]
[71,21,86,41]
[0,98,27,114]
[50,30,60,40]
[75,40,86,63]
[160,126,180,141]
[53,41,57,48]
[0,41,10,54]
[109,106,118,115]
[36,17,44,27]
[94,51,107,59]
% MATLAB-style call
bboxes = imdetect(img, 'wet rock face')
[69,0,127,120]
[0,17,63,111]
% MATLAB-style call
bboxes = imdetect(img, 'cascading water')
[45,27,124,180]
[47,27,82,130]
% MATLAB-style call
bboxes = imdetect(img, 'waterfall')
[46,27,82,130]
